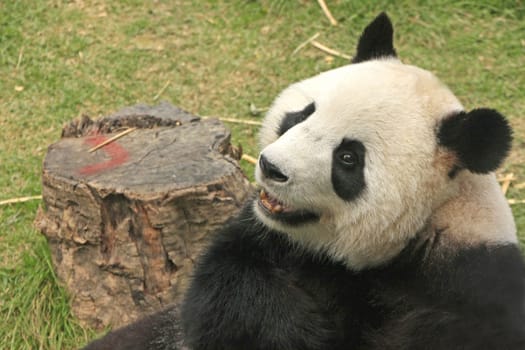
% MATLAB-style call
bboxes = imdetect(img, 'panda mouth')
[259,189,288,214]
[257,189,319,225]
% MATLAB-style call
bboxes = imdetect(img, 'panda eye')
[278,102,316,136]
[338,151,358,167]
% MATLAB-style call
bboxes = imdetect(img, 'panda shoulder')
[431,172,517,247]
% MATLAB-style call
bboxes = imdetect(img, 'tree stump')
[35,102,254,330]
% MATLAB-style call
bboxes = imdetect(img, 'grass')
[0,205,92,349]
[1,0,524,348]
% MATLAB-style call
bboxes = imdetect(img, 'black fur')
[82,305,184,350]
[438,109,512,174]
[182,203,525,349]
[366,240,525,349]
[278,102,316,136]
[180,203,363,350]
[331,139,366,201]
[83,203,525,349]
[352,12,397,63]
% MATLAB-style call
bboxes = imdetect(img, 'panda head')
[254,13,515,269]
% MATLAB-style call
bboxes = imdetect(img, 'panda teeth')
[273,204,283,214]
[259,189,285,214]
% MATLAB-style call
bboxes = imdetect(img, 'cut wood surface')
[35,102,253,330]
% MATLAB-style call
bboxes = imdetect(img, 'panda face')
[255,60,463,268]
[253,13,512,269]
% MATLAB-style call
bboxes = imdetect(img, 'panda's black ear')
[352,12,397,63]
[438,109,512,174]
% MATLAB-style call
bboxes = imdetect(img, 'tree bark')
[35,102,253,330]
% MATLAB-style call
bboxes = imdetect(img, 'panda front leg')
[180,212,340,350]
[82,305,185,350]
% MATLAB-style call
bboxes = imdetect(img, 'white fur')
[254,59,516,270]
[432,172,517,246]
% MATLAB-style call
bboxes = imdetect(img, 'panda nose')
[259,154,288,183]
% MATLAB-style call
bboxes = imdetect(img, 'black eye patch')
[332,139,366,201]
[278,102,316,136]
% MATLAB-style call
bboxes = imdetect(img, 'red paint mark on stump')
[79,135,129,175]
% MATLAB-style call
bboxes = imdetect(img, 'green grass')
[0,206,93,349]
[1,0,524,348]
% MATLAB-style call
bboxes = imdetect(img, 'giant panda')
[83,12,525,350]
